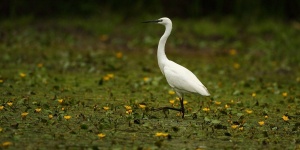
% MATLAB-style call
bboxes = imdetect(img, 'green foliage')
[0,17,299,149]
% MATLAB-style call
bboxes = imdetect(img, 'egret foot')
[152,98,185,118]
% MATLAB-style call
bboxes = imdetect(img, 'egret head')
[143,17,172,26]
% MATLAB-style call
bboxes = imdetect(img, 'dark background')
[1,0,300,20]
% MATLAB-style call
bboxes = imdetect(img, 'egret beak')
[142,19,162,23]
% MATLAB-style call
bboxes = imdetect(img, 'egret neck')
[157,22,172,74]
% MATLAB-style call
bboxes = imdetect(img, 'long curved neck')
[158,23,172,73]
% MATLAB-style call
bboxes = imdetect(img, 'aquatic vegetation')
[0,17,299,149]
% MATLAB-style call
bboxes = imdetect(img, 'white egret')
[143,17,210,118]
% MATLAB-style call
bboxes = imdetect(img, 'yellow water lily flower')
[126,109,132,114]
[124,105,132,110]
[169,100,175,105]
[139,104,146,109]
[7,102,13,106]
[214,101,221,105]
[245,109,253,114]
[35,108,42,113]
[64,115,71,120]
[19,72,26,78]
[231,125,238,129]
[168,90,175,95]
[143,77,150,82]
[282,115,289,121]
[183,100,188,105]
[2,141,13,147]
[58,99,63,104]
[103,76,110,81]
[202,107,210,112]
[98,133,106,138]
[103,106,110,111]
[282,92,288,97]
[155,132,169,137]
[258,121,265,126]
[21,112,29,118]
[107,73,114,79]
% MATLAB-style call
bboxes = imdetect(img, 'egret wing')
[163,61,210,96]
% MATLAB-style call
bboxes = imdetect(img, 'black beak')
[142,19,162,23]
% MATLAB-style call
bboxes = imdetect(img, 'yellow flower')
[265,115,268,119]
[35,108,42,113]
[214,101,221,105]
[7,102,13,106]
[124,105,132,110]
[21,112,29,118]
[139,104,146,109]
[97,133,106,138]
[282,92,288,97]
[155,132,169,137]
[48,114,53,119]
[61,107,65,111]
[169,100,175,105]
[231,125,238,129]
[245,109,253,114]
[2,141,13,147]
[233,63,240,69]
[103,106,110,111]
[282,115,289,121]
[202,107,210,112]
[19,72,26,78]
[252,93,256,97]
[107,73,114,79]
[225,104,230,108]
[58,99,63,104]
[183,100,188,105]
[64,115,71,120]
[168,90,175,95]
[0,105,4,110]
[143,77,150,82]
[229,49,237,56]
[126,109,132,114]
[103,76,110,81]
[102,73,114,81]
[37,63,43,68]
[258,121,265,126]
[0,79,3,83]
[116,52,123,58]
[239,127,244,131]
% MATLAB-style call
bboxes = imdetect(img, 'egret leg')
[179,96,185,118]
[152,96,185,118]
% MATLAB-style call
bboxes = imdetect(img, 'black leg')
[152,96,186,118]
[180,96,185,118]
